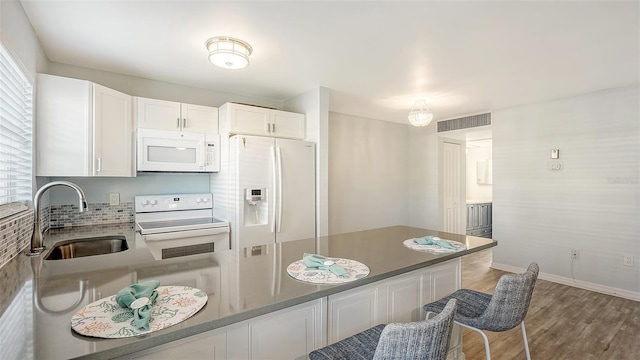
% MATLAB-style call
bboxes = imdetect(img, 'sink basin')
[44,236,128,260]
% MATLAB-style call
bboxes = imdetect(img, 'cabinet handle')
[96,158,102,172]
[183,118,187,128]
[266,122,270,133]
[271,123,275,133]
[177,118,180,129]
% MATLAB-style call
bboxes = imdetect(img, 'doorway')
[439,127,492,235]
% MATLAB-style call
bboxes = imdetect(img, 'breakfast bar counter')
[0,225,496,360]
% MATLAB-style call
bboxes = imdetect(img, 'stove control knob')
[141,200,150,206]
[202,197,210,203]
[150,200,158,206]
[196,197,203,204]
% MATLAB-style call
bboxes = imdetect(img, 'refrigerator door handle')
[271,146,277,234]
[276,146,283,233]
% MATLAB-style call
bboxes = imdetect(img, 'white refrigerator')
[217,135,316,249]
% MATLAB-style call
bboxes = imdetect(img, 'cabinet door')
[93,84,133,177]
[430,259,461,301]
[36,74,92,176]
[135,97,181,131]
[248,299,324,359]
[226,103,270,136]
[270,110,305,139]
[386,274,422,323]
[328,284,383,343]
[181,103,219,134]
[125,329,227,360]
[430,260,462,356]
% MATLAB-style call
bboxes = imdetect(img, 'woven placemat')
[71,286,207,338]
[287,257,370,285]
[403,239,467,254]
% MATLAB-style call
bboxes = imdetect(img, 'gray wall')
[492,86,640,296]
[328,112,410,234]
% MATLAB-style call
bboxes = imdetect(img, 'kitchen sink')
[44,236,128,260]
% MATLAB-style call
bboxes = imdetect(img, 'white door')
[442,141,464,233]
[234,136,276,248]
[275,139,316,243]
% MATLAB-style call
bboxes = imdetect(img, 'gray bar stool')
[423,262,539,360]
[309,298,458,360]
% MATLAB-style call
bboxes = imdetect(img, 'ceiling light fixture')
[206,36,253,70]
[408,99,434,127]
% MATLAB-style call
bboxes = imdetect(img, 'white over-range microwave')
[137,128,220,172]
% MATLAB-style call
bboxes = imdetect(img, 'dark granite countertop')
[0,224,496,360]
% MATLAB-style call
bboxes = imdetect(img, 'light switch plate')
[109,192,120,206]
[551,149,560,159]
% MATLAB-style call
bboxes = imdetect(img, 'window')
[0,43,33,217]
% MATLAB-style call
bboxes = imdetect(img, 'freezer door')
[275,138,316,242]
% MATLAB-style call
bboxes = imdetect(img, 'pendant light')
[206,37,253,70]
[408,100,434,127]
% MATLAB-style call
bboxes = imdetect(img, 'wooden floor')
[460,250,640,360]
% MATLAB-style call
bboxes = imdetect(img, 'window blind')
[0,43,33,208]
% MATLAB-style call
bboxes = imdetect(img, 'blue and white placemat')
[403,238,467,254]
[287,257,370,285]
[71,286,207,338]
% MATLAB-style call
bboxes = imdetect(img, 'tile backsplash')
[48,202,134,229]
[0,202,134,270]
[0,210,34,269]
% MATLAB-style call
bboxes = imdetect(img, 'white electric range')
[135,193,230,259]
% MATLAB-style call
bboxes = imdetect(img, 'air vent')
[162,243,214,259]
[437,113,491,132]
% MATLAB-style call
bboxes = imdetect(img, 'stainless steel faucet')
[26,181,88,256]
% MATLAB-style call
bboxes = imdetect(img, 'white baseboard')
[490,262,640,302]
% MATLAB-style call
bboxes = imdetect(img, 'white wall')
[0,0,48,79]
[328,112,410,234]
[407,125,441,230]
[283,87,330,237]
[492,86,640,298]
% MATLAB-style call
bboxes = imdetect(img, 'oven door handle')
[142,227,229,242]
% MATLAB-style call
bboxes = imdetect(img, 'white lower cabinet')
[122,299,324,360]
[327,283,385,343]
[328,259,462,359]
[123,259,461,360]
[248,299,324,359]
[127,329,227,360]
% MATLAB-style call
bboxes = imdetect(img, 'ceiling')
[20,1,640,125]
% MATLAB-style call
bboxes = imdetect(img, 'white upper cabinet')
[36,74,134,177]
[135,97,218,134]
[219,102,305,139]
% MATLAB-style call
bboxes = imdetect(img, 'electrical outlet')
[109,192,120,206]
[623,254,634,267]
[571,249,579,260]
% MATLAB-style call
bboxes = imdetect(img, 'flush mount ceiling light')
[206,36,253,70]
[408,99,434,127]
